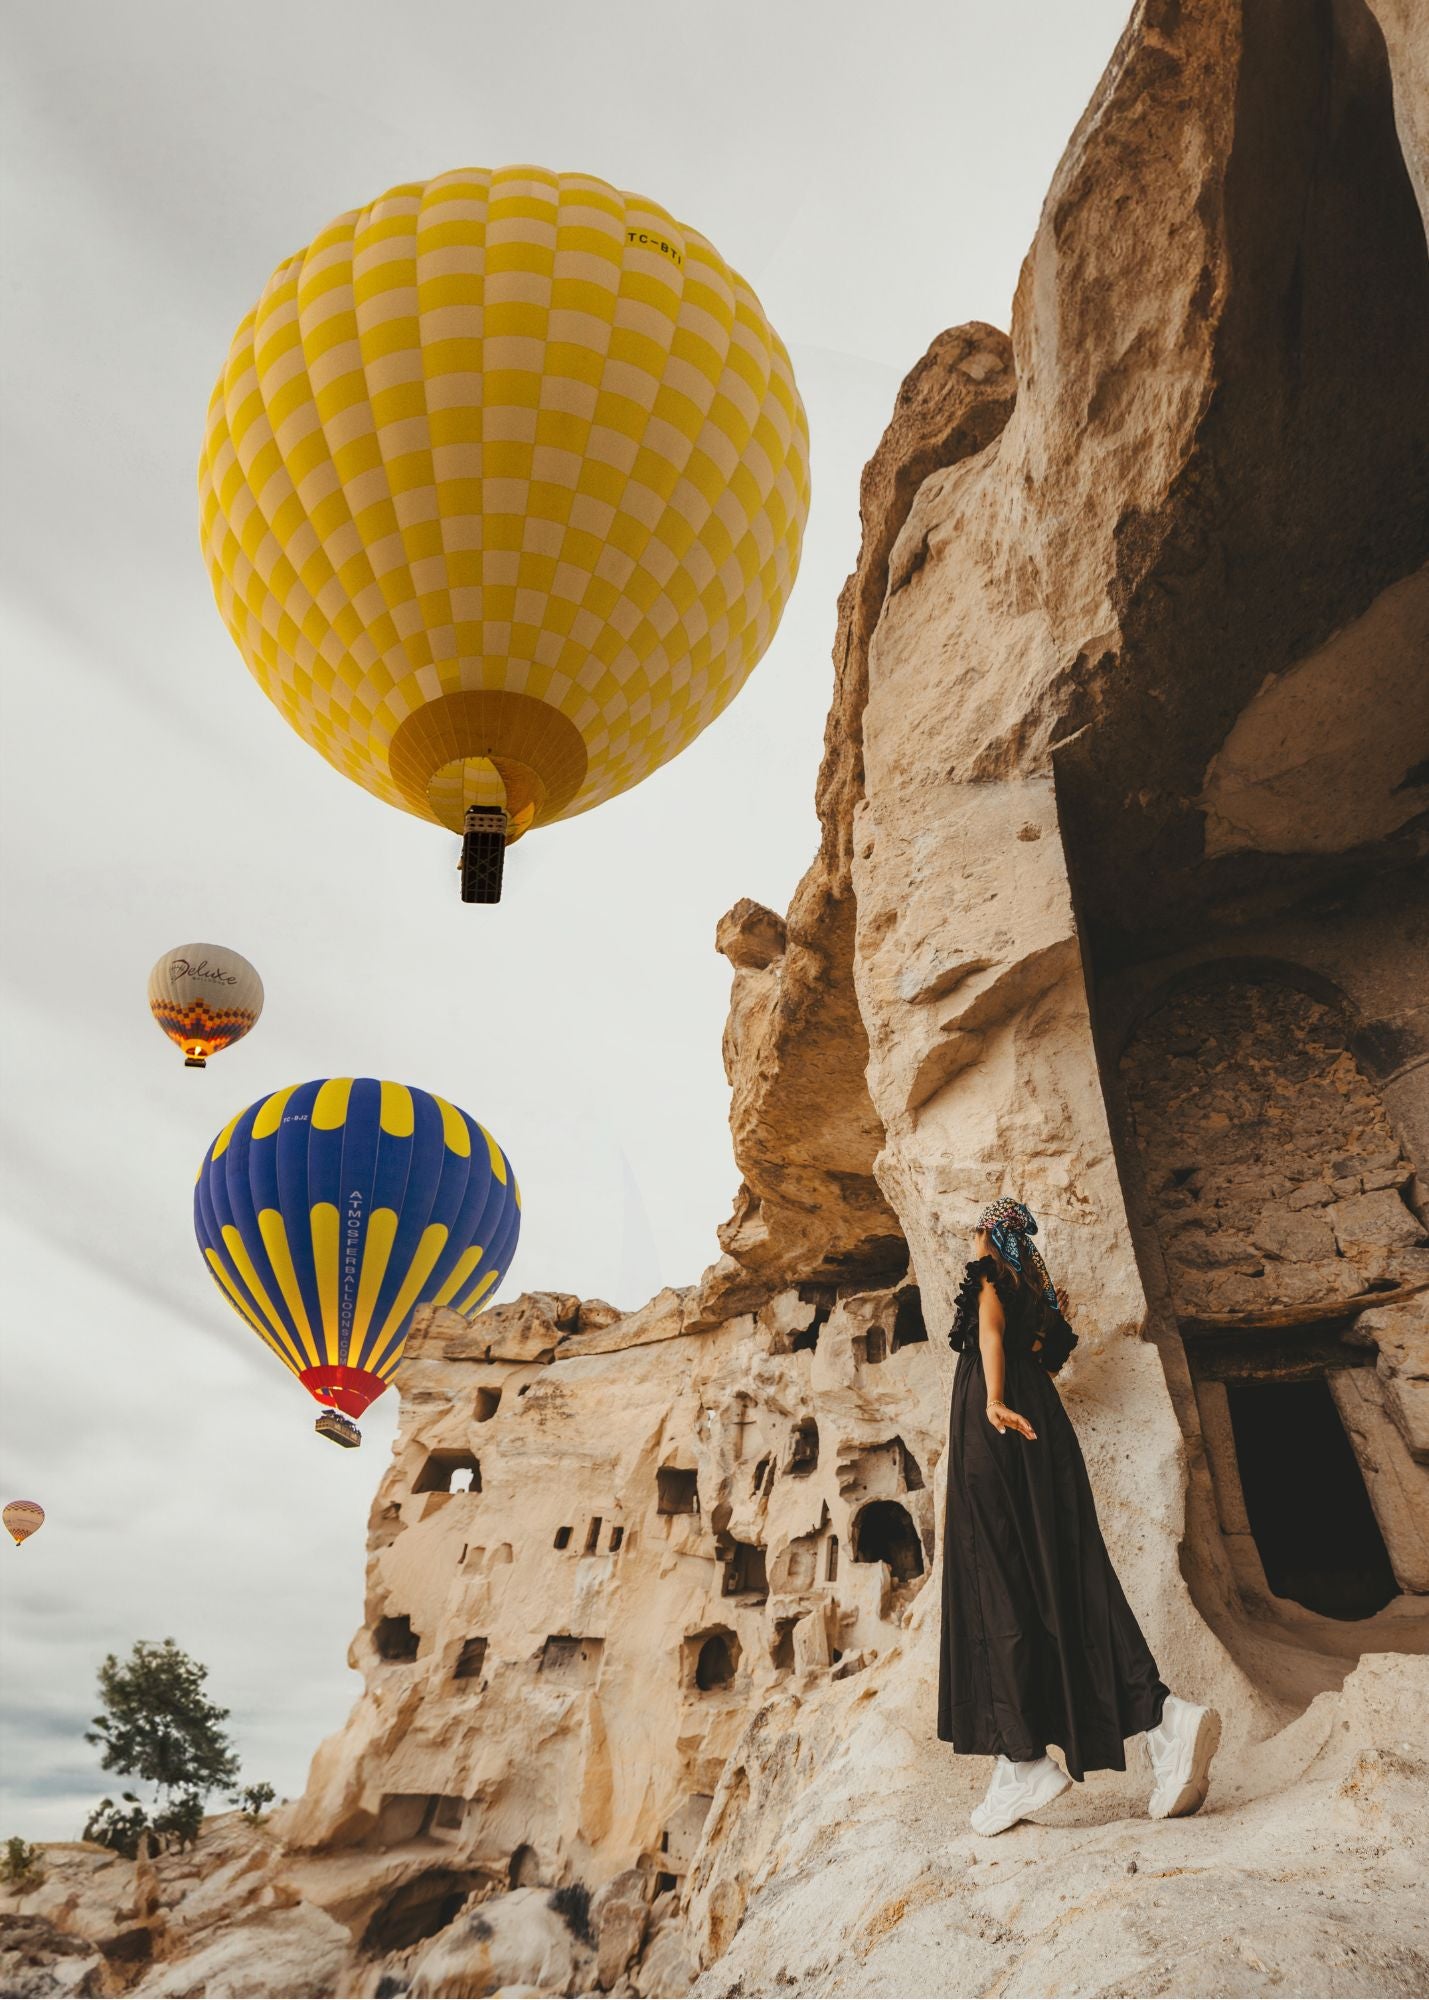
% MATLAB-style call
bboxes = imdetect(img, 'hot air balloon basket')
[460,807,508,904]
[315,1410,362,1450]
[184,1055,207,1069]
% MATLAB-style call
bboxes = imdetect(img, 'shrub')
[1,1835,44,1890]
[234,1781,276,1824]
[82,1794,151,1860]
[151,1789,204,1851]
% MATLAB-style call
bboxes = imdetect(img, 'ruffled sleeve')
[946,1258,1079,1374]
[1033,1300,1078,1375]
[948,1256,1004,1352]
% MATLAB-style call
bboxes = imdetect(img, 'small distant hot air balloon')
[4,1501,44,1547]
[195,1078,520,1447]
[149,943,263,1068]
[200,166,810,902]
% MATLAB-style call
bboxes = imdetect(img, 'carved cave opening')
[428,1795,465,1835]
[1227,1377,1398,1620]
[792,1294,832,1352]
[361,1870,483,1954]
[690,1626,740,1690]
[508,1843,541,1889]
[414,1450,481,1495]
[453,1637,488,1681]
[721,1540,769,1601]
[893,1287,928,1348]
[584,1516,603,1554]
[553,1525,573,1549]
[859,1325,888,1366]
[539,1635,604,1685]
[770,1616,798,1672]
[475,1387,502,1422]
[852,1501,924,1581]
[657,1466,700,1515]
[375,1615,420,1663]
[787,1419,819,1475]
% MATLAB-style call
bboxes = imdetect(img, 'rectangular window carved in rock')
[539,1635,604,1685]
[721,1540,769,1600]
[1227,1377,1399,1620]
[892,1288,928,1349]
[657,1466,699,1514]
[786,1419,819,1475]
[375,1614,420,1663]
[453,1637,488,1681]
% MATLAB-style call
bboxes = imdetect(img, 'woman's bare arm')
[978,1277,1037,1441]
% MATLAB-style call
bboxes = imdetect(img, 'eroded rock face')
[0,1822,351,2000]
[282,1285,943,1910]
[715,325,1016,1295]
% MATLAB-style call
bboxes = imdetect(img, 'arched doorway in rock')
[851,1500,924,1582]
[1115,963,1428,1687]
[686,1625,740,1691]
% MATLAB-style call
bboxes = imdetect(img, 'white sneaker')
[1145,1694,1221,1818]
[969,1754,1071,1836]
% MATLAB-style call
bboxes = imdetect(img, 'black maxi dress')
[937,1257,1168,1781]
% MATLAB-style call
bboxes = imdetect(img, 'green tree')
[85,1640,240,1804]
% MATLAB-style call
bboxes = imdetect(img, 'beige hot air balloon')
[148,943,264,1068]
[199,166,810,902]
[4,1500,44,1547]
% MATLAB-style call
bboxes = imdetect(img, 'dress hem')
[936,1686,1169,1782]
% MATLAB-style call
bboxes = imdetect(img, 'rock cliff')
[5,1,1429,1993]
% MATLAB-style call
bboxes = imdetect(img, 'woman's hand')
[986,1400,1037,1440]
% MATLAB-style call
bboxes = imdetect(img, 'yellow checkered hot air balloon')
[199,166,810,902]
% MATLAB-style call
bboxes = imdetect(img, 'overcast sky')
[0,0,1129,1837]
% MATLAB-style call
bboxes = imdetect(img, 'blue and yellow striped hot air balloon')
[195,1078,519,1447]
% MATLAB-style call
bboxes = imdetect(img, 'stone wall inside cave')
[1119,973,1423,1320]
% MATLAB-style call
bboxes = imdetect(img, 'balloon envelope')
[195,1079,519,1424]
[4,1501,44,1547]
[149,943,263,1066]
[199,166,810,850]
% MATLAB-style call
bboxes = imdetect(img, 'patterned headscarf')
[977,1198,1059,1308]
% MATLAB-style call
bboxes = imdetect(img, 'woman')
[938,1198,1220,1836]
